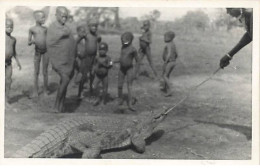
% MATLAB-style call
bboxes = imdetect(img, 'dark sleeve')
[228,32,252,57]
[147,31,152,44]
[13,38,17,57]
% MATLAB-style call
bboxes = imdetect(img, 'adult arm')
[133,49,140,79]
[220,32,252,68]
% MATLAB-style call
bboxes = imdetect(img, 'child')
[118,32,140,111]
[161,31,178,97]
[46,6,75,112]
[92,42,113,106]
[138,20,157,78]
[76,19,102,99]
[5,18,22,103]
[74,25,86,84]
[28,10,49,97]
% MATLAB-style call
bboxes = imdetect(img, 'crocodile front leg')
[82,147,101,158]
[131,136,146,153]
[70,142,101,158]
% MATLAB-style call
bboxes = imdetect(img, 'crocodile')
[12,110,167,158]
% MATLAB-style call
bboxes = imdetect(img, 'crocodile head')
[130,110,167,153]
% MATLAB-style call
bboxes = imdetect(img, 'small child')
[161,31,178,97]
[76,19,102,98]
[28,10,48,97]
[5,18,22,103]
[118,32,140,111]
[74,25,86,84]
[138,20,157,78]
[92,42,113,105]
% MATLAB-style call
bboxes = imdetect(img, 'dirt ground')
[4,33,252,159]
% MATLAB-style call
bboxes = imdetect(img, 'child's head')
[88,19,98,34]
[99,42,108,56]
[68,15,74,23]
[141,20,150,32]
[121,32,134,46]
[164,31,175,43]
[34,10,46,25]
[226,8,243,18]
[55,6,69,25]
[76,25,86,38]
[6,18,13,34]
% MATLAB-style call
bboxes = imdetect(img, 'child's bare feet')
[128,105,136,111]
[43,90,50,97]
[131,97,137,105]
[31,92,39,99]
[118,98,124,106]
[164,91,172,97]
[93,98,101,106]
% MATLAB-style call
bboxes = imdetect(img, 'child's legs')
[42,53,49,93]
[164,61,176,92]
[118,68,125,104]
[138,48,145,63]
[78,75,87,98]
[89,56,96,93]
[93,76,101,91]
[145,46,157,76]
[102,76,108,104]
[56,72,70,112]
[33,52,41,95]
[126,68,134,106]
[5,65,12,100]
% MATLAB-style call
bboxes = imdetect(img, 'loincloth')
[120,65,133,75]
[35,47,47,55]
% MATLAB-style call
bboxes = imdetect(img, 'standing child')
[28,10,49,97]
[74,25,86,84]
[138,20,157,78]
[76,19,102,99]
[118,32,140,111]
[5,18,22,103]
[161,31,178,97]
[92,42,113,106]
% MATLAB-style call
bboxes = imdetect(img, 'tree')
[176,10,210,32]
[74,7,121,29]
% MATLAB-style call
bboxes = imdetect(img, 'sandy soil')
[4,34,252,159]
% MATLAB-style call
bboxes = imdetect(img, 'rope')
[163,67,221,115]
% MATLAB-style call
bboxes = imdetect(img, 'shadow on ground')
[195,120,252,140]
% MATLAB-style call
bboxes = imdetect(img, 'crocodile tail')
[12,118,89,158]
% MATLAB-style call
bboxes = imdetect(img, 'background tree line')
[6,7,243,35]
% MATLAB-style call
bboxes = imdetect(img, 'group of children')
[5,6,178,112]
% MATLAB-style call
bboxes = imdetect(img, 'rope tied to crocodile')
[163,67,221,116]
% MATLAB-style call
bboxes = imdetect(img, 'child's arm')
[165,43,172,63]
[107,56,113,69]
[28,28,34,46]
[13,38,21,70]
[97,35,102,43]
[133,50,140,79]
[140,32,152,44]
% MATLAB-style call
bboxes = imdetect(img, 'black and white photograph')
[2,0,259,164]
